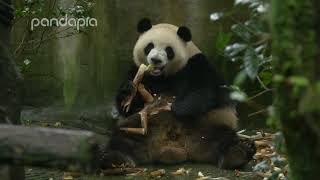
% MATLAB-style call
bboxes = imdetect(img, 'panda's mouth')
[150,66,165,76]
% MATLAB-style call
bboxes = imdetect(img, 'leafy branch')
[12,0,95,71]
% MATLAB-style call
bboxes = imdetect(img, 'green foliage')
[211,0,272,119]
[298,84,320,114]
[271,0,320,179]
[226,0,271,86]
[233,70,247,86]
[227,85,248,102]
[13,0,96,71]
[15,0,95,20]
[260,71,272,86]
[15,0,46,18]
[215,32,232,55]
[288,76,309,87]
[243,46,262,79]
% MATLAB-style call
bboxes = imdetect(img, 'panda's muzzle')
[149,60,165,76]
[147,50,168,76]
[151,58,162,65]
[150,65,165,76]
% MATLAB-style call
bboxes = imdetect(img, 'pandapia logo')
[31,14,98,31]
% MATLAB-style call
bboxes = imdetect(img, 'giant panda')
[116,18,237,129]
[103,18,255,169]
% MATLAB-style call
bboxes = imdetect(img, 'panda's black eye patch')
[165,46,175,60]
[144,42,154,55]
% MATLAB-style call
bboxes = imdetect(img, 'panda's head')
[133,18,200,76]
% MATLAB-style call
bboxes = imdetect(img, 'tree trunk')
[0,0,22,125]
[0,0,25,179]
[271,0,320,179]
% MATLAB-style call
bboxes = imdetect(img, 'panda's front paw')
[123,81,137,95]
[119,81,137,99]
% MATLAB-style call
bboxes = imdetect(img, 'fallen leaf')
[198,171,204,177]
[63,172,82,178]
[62,175,73,180]
[171,168,190,176]
[150,169,166,177]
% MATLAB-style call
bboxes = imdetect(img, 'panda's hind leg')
[188,124,251,168]
[218,138,256,169]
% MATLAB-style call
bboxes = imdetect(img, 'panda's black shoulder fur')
[168,53,234,118]
[116,53,234,118]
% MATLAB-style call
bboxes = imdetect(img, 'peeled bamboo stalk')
[121,64,148,112]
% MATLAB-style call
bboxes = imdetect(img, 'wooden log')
[0,125,102,172]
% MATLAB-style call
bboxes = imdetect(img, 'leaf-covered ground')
[26,163,261,180]
[22,106,288,180]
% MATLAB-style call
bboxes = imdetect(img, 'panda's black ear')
[137,18,152,33]
[177,26,192,42]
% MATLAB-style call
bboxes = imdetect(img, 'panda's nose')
[151,58,162,65]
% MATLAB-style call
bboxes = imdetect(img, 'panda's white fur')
[133,23,201,76]
[201,107,238,130]
[132,22,238,130]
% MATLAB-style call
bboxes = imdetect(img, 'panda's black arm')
[171,88,216,118]
[171,54,230,119]
[115,65,145,117]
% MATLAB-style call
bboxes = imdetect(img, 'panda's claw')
[121,83,138,112]
[122,102,131,113]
